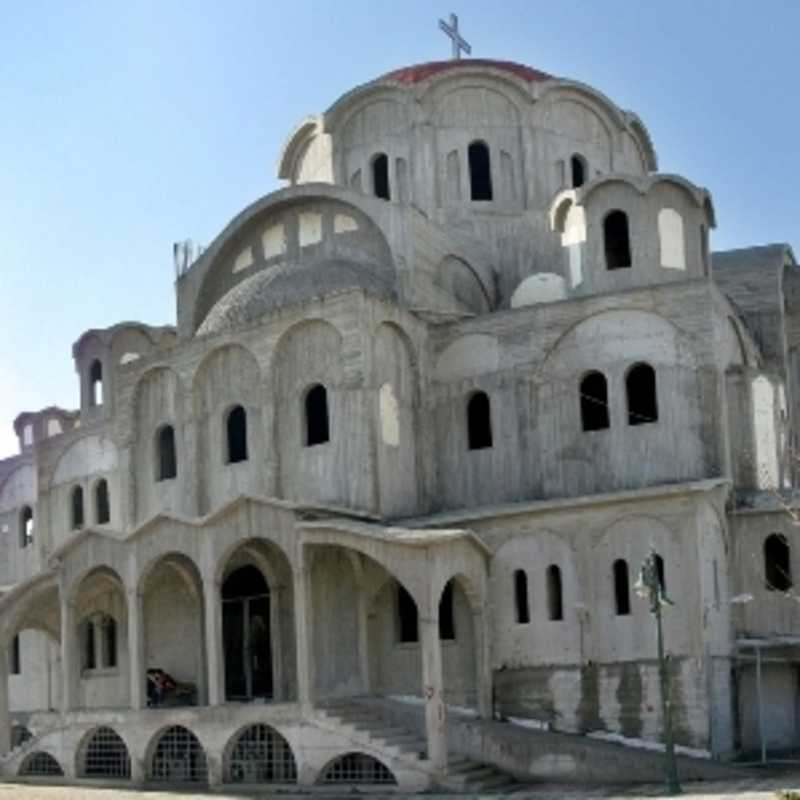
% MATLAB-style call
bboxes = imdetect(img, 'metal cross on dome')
[438,13,471,60]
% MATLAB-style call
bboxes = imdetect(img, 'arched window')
[372,153,390,200]
[514,569,530,624]
[82,618,96,670]
[150,725,207,783]
[580,371,610,431]
[71,486,84,530]
[439,579,456,640]
[156,425,177,481]
[397,583,418,643]
[10,634,20,675]
[81,726,131,779]
[226,405,248,463]
[19,506,33,548]
[571,155,586,188]
[655,553,666,592]
[604,210,631,270]
[305,384,330,446]
[658,208,685,269]
[613,559,631,615]
[626,363,658,425]
[546,565,563,621]
[95,479,110,524]
[79,614,117,671]
[764,533,792,591]
[467,391,492,450]
[89,359,103,406]
[468,141,493,201]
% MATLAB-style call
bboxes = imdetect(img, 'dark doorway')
[223,565,273,700]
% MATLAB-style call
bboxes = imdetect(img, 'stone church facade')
[0,58,796,790]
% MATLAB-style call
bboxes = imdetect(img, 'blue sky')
[0,0,798,458]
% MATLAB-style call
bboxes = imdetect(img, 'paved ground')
[0,776,799,799]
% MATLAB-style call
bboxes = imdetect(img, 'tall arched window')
[19,506,33,548]
[514,569,530,624]
[626,363,658,425]
[305,384,330,446]
[467,391,492,450]
[571,155,586,188]
[397,583,418,643]
[372,153,390,201]
[546,565,563,621]
[226,405,248,463]
[580,371,610,431]
[613,559,631,615]
[10,635,20,675]
[89,359,103,406]
[655,553,666,592]
[156,425,177,481]
[764,533,792,591]
[439,579,456,640]
[94,479,110,524]
[468,141,493,201]
[604,210,631,269]
[71,486,84,530]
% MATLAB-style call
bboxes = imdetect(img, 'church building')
[0,49,797,791]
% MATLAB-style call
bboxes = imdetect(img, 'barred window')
[80,727,131,779]
[319,752,397,785]
[226,724,297,783]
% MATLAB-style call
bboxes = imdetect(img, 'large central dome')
[378,58,553,85]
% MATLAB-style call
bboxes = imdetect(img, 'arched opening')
[626,363,658,425]
[142,554,204,706]
[467,391,493,450]
[19,506,33,548]
[765,533,792,591]
[79,726,131,779]
[10,634,20,674]
[223,565,272,701]
[80,614,118,671]
[94,479,110,524]
[604,210,632,270]
[149,725,207,784]
[226,405,248,464]
[372,153,390,200]
[319,752,397,785]
[613,559,631,615]
[305,384,330,446]
[580,371,610,431]
[71,485,84,530]
[397,583,419,643]
[546,565,563,621]
[439,579,456,640]
[89,359,103,407]
[514,569,530,624]
[571,154,586,188]
[225,724,297,783]
[156,425,177,481]
[19,752,63,777]
[468,140,493,201]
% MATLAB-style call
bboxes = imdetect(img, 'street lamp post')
[635,549,681,795]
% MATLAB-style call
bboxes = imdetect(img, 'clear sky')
[1,0,798,458]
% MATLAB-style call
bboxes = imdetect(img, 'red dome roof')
[379,59,552,85]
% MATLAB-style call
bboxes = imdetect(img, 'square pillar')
[292,555,314,710]
[203,576,223,706]
[420,612,447,774]
[59,586,77,712]
[475,609,493,719]
[0,638,10,755]
[356,585,370,694]
[127,588,145,709]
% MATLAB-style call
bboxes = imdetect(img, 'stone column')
[474,609,493,719]
[203,576,223,706]
[419,606,447,773]
[127,587,145,709]
[59,583,77,712]
[356,585,370,694]
[292,551,314,710]
[0,636,10,755]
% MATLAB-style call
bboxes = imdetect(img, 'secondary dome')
[378,58,553,85]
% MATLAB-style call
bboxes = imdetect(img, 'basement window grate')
[82,726,131,779]
[150,725,207,784]
[227,724,298,783]
[19,752,63,777]
[320,752,397,785]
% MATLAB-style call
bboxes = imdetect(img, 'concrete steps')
[318,698,523,794]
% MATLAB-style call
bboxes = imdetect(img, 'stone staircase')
[318,698,523,794]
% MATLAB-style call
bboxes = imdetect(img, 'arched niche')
[510,273,567,308]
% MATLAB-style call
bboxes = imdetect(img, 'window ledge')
[82,667,119,678]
